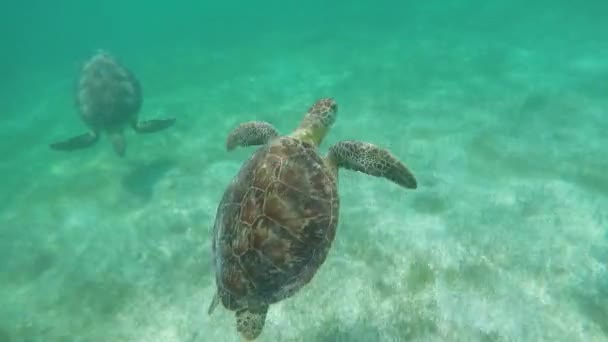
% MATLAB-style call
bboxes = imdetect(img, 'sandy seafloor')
[1,19,607,342]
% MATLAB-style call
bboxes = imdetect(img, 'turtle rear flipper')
[207,291,220,315]
[133,118,176,133]
[50,132,99,151]
[328,140,417,189]
[226,121,279,151]
[236,305,268,340]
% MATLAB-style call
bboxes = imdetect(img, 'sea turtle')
[208,98,417,340]
[49,50,175,157]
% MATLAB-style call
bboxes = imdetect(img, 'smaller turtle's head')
[295,98,338,145]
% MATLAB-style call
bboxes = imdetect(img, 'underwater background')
[1,1,607,341]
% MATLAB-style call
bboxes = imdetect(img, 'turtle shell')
[76,52,142,129]
[211,136,339,310]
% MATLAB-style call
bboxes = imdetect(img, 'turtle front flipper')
[236,305,268,340]
[328,140,417,189]
[50,131,99,151]
[132,118,176,133]
[226,121,279,151]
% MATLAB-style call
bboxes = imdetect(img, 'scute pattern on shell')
[212,136,339,310]
[76,51,142,128]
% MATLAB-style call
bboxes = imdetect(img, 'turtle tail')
[109,132,126,157]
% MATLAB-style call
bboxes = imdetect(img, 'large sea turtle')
[49,50,175,157]
[208,98,417,340]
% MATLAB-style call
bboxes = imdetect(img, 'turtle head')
[294,98,338,146]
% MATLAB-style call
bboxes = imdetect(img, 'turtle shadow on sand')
[121,158,176,200]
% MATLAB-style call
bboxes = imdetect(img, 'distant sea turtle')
[207,98,417,340]
[49,50,175,156]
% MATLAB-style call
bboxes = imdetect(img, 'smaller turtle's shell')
[76,52,142,129]
[212,136,339,310]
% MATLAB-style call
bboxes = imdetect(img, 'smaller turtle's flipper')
[133,118,176,133]
[226,121,279,151]
[328,140,417,189]
[109,132,126,157]
[207,291,220,315]
[50,132,99,151]
[236,305,268,341]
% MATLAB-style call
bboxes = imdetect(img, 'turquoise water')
[2,1,607,341]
